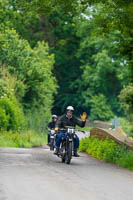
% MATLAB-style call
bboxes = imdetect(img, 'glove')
[80,112,87,122]
[54,127,59,132]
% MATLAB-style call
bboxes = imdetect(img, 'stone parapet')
[90,127,133,150]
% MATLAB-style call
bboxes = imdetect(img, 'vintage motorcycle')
[49,129,57,151]
[56,127,85,164]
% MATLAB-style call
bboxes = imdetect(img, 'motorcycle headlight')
[51,130,55,134]
[67,128,74,134]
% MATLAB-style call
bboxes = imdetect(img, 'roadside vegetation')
[0,131,47,148]
[76,126,93,132]
[0,1,132,147]
[79,137,133,170]
[119,118,133,138]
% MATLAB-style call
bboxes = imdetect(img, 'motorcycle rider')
[47,114,57,145]
[54,106,87,157]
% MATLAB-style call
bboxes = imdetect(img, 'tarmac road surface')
[0,145,133,200]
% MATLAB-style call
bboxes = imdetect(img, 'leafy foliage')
[79,136,133,170]
[0,29,57,130]
[119,84,133,121]
[0,96,25,131]
[89,94,114,120]
[0,130,47,148]
[118,85,133,136]
[119,118,133,138]
[0,0,132,132]
[116,151,133,170]
[0,68,25,131]
[74,11,129,115]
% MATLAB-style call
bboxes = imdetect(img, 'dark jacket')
[47,121,56,129]
[55,114,86,128]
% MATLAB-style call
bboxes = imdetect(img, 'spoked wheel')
[65,142,72,164]
[50,139,54,151]
[61,148,65,163]
[60,142,65,163]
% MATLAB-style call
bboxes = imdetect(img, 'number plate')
[50,136,54,138]
[69,139,72,141]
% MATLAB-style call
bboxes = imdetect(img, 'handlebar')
[58,127,85,134]
[47,128,55,131]
[47,127,86,134]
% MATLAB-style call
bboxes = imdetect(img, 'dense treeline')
[0,0,132,133]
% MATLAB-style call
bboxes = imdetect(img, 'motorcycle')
[49,129,56,151]
[56,127,85,164]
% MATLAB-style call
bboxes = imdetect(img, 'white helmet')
[66,106,74,111]
[52,114,57,118]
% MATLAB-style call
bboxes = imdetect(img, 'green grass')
[76,126,93,131]
[79,136,133,170]
[0,130,47,148]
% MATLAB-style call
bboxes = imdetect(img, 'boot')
[47,143,50,146]
[73,150,80,157]
[54,147,59,155]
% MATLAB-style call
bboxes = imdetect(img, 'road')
[0,145,133,200]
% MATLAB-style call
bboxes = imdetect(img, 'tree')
[72,10,129,115]
[0,29,57,130]
[1,0,131,119]
[119,84,133,122]
[89,94,114,120]
[0,67,25,131]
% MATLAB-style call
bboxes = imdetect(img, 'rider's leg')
[47,133,50,145]
[54,132,64,154]
[56,132,64,148]
[73,135,80,157]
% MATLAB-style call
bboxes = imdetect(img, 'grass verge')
[0,130,47,148]
[76,126,93,131]
[79,136,133,170]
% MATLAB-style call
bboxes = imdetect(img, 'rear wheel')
[50,138,54,151]
[65,142,72,164]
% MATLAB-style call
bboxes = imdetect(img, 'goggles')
[67,110,73,112]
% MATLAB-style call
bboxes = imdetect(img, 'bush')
[0,106,9,130]
[116,151,133,170]
[25,109,50,133]
[0,30,57,123]
[0,130,47,148]
[79,137,90,152]
[0,67,26,131]
[79,136,133,170]
[0,96,25,131]
[119,118,133,138]
[86,137,118,163]
[119,84,133,122]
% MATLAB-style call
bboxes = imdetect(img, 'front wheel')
[60,142,66,162]
[65,142,72,164]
